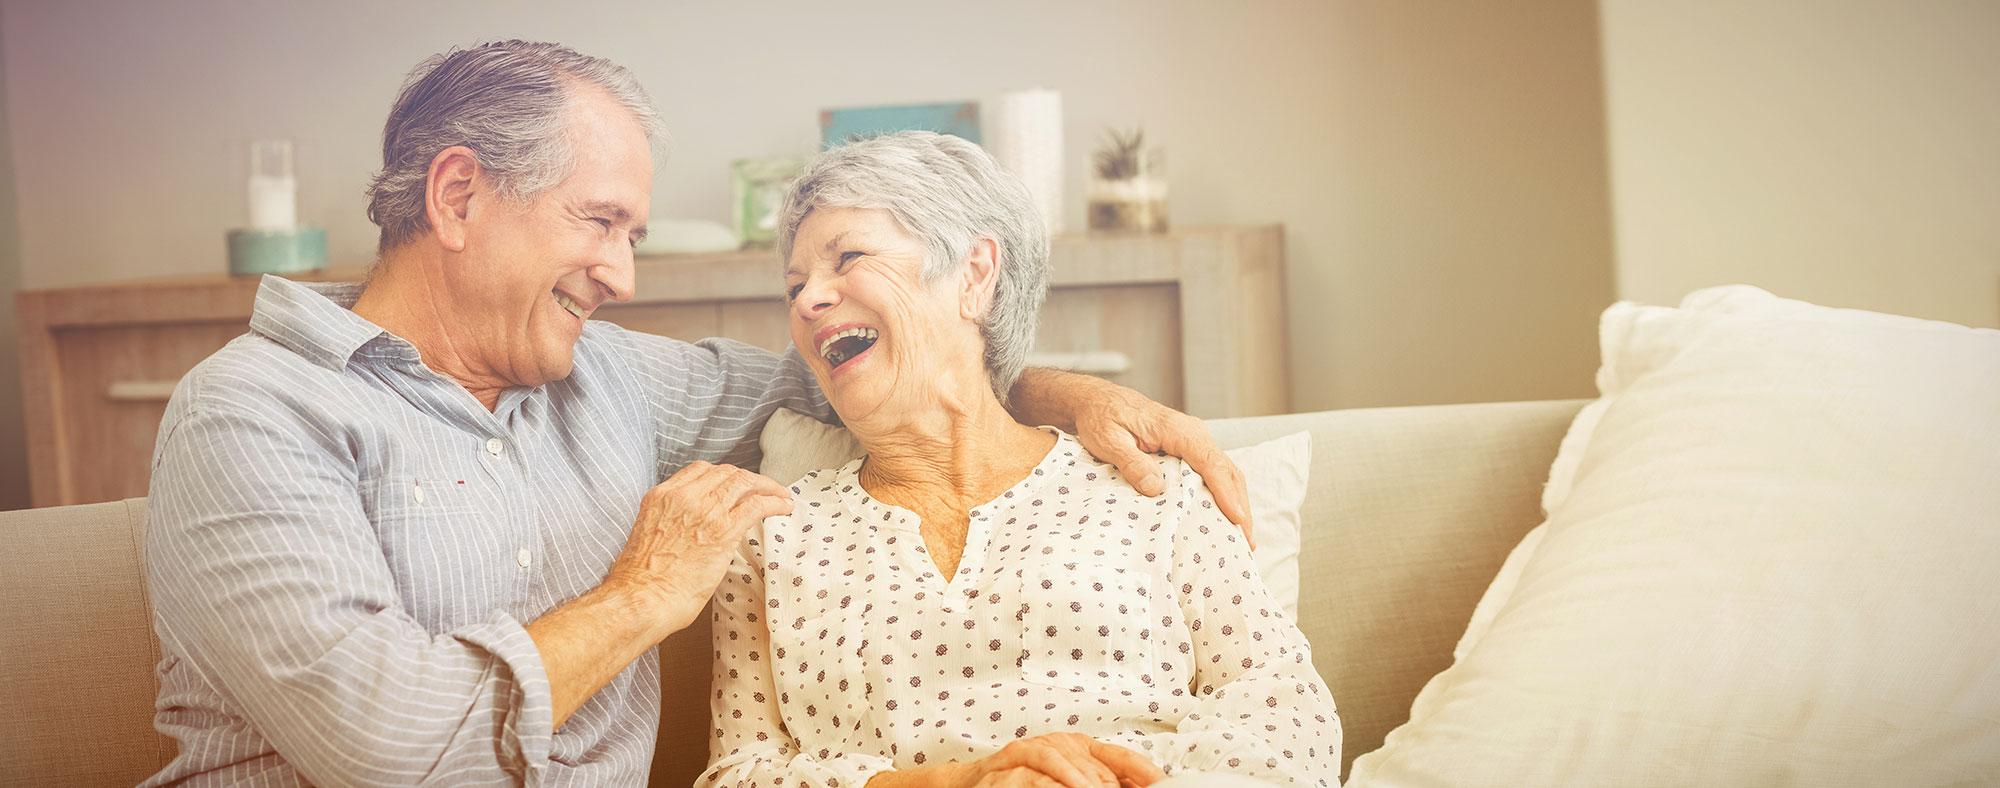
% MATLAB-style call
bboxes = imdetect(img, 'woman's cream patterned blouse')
[702,431,1339,786]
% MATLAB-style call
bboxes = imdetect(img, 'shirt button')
[516,548,532,569]
[412,483,426,504]
[485,438,505,456]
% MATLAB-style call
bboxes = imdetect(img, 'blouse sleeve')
[699,516,895,787]
[1115,461,1342,787]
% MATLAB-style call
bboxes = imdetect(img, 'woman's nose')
[793,277,838,319]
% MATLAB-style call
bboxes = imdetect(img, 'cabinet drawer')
[45,321,246,504]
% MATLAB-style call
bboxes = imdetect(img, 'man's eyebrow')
[579,200,633,223]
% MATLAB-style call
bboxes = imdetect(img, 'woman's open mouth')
[816,326,879,372]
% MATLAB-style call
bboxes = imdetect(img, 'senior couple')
[142,41,1336,787]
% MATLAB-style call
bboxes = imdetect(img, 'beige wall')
[0,1,1613,433]
[1600,0,2000,326]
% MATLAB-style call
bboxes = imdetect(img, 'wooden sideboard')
[14,225,1288,507]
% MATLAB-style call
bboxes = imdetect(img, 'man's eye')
[786,284,804,301]
[592,217,613,231]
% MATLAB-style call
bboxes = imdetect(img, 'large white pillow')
[1457,285,2000,658]
[757,409,1311,617]
[1352,286,2000,786]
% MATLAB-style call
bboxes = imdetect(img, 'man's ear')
[423,146,481,253]
[958,237,1002,321]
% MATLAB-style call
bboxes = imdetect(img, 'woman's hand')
[969,767,1161,788]
[869,733,1165,788]
[973,767,1064,787]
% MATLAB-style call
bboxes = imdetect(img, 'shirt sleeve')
[700,513,896,787]
[608,326,833,474]
[1112,462,1342,787]
[145,379,555,786]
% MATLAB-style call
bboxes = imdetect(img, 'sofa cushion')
[1351,286,2000,786]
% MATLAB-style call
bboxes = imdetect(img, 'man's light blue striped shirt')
[141,276,827,786]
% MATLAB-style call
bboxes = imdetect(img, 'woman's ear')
[423,146,481,253]
[958,237,1002,321]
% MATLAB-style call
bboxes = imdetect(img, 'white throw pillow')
[1352,286,2000,786]
[757,410,1311,617]
[757,408,862,486]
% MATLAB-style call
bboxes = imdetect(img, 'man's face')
[448,90,651,387]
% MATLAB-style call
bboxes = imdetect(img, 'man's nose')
[593,247,636,304]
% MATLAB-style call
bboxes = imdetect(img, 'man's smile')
[554,290,589,320]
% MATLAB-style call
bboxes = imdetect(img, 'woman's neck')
[852,384,1055,521]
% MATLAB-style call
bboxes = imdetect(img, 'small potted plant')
[1087,127,1168,233]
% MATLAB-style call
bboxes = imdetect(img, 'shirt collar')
[247,275,408,370]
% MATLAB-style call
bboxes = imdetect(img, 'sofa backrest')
[0,399,1584,787]
[1204,399,1582,779]
[0,498,173,786]
[650,399,1586,785]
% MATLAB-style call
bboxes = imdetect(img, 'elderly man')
[141,41,1248,786]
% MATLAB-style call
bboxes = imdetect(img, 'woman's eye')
[785,284,804,301]
[838,251,863,266]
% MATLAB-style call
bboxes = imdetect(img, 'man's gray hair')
[776,131,1051,403]
[366,40,664,252]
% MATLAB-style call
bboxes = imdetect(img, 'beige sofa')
[0,398,1584,787]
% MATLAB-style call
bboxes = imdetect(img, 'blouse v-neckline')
[833,428,1071,597]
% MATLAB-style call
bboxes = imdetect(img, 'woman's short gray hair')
[776,131,1051,403]
[366,40,664,252]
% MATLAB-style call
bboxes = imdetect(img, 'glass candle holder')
[1086,137,1168,233]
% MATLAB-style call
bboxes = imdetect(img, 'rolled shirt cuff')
[453,610,555,777]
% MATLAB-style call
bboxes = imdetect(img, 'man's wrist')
[1010,367,1122,432]
[593,575,699,644]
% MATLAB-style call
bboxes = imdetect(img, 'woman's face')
[784,206,990,425]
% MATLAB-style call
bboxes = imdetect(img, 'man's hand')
[1011,369,1254,544]
[605,461,794,633]
[867,733,1165,788]
[532,461,792,730]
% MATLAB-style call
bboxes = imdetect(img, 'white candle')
[247,139,297,231]
[248,174,297,230]
[986,89,1065,234]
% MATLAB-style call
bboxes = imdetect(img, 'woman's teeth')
[818,327,879,368]
[554,292,586,319]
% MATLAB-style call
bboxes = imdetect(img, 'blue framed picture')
[819,101,981,149]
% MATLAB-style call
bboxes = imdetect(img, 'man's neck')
[351,248,510,411]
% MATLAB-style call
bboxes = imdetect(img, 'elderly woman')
[701,132,1338,788]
